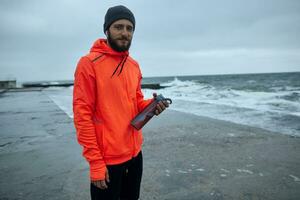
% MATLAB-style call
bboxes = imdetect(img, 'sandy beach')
[0,90,299,200]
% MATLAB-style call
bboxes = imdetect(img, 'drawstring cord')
[118,55,127,76]
[111,55,128,77]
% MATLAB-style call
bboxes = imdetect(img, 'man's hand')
[91,169,110,189]
[153,93,169,115]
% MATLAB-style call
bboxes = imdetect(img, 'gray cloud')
[0,0,299,82]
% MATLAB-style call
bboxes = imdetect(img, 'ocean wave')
[43,74,300,136]
[143,77,300,135]
[145,77,300,115]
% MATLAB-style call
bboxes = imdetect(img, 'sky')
[1,0,300,83]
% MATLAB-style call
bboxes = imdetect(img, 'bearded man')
[73,5,168,200]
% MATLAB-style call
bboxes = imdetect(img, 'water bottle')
[131,94,172,130]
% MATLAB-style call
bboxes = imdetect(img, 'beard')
[107,31,132,52]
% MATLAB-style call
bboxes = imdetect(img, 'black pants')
[90,151,143,200]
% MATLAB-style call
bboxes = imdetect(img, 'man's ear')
[105,31,108,37]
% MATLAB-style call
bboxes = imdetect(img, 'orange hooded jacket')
[73,39,152,181]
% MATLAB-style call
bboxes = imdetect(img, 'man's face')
[107,19,134,52]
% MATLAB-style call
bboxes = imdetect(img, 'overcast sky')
[1,0,300,82]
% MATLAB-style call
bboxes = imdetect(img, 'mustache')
[117,36,130,41]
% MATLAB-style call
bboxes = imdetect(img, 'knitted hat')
[103,5,135,33]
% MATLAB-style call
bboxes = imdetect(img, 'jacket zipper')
[121,60,136,157]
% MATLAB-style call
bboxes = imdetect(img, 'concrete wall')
[0,80,17,89]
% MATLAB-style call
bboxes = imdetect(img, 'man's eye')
[127,26,133,32]
[114,25,123,30]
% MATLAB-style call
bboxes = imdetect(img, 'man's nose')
[121,28,130,36]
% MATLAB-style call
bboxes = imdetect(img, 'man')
[73,5,169,200]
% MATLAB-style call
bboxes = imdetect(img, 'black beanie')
[103,5,135,33]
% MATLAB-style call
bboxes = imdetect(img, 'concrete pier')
[0,90,299,199]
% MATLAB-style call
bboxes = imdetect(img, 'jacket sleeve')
[136,73,153,112]
[73,57,106,181]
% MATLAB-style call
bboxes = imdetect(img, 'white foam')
[178,170,188,174]
[221,168,230,173]
[259,173,264,177]
[289,174,300,182]
[165,169,171,177]
[237,169,254,174]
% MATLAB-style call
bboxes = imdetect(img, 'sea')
[44,72,300,136]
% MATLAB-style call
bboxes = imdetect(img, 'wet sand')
[0,90,299,199]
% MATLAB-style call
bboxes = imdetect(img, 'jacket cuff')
[89,160,106,181]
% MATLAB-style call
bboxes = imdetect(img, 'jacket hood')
[90,38,129,56]
[90,38,129,77]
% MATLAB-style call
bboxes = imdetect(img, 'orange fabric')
[73,39,152,181]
